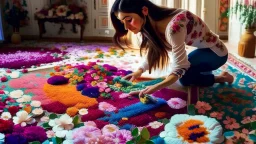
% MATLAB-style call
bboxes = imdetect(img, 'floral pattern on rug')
[196,62,256,143]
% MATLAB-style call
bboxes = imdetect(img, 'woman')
[110,0,234,97]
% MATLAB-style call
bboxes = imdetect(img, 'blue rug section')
[199,63,256,132]
[98,98,167,124]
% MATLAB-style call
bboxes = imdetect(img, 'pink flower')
[101,124,119,135]
[106,129,133,144]
[119,93,131,99]
[99,88,105,92]
[223,116,240,130]
[210,111,224,120]
[86,135,114,144]
[73,126,102,144]
[97,82,108,89]
[99,102,117,112]
[242,128,249,134]
[195,101,212,114]
[105,88,111,93]
[167,98,187,109]
[84,121,97,127]
[94,76,100,80]
[225,131,254,144]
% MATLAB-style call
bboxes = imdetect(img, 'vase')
[11,32,21,44]
[238,29,256,58]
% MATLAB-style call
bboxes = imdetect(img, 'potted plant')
[4,0,29,44]
[230,0,256,58]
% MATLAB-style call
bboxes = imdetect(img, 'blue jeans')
[179,48,228,86]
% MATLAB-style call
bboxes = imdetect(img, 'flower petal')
[170,114,189,126]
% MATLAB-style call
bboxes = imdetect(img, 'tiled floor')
[224,41,256,70]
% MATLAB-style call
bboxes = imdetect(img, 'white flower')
[102,124,119,135]
[148,121,163,129]
[1,112,12,120]
[159,114,224,144]
[32,108,44,115]
[49,114,74,138]
[75,12,84,20]
[9,90,24,99]
[56,5,68,17]
[13,111,35,127]
[31,101,41,107]
[16,95,32,103]
[63,130,73,144]
[40,116,50,122]
[78,108,88,115]
[9,71,20,78]
[0,133,5,143]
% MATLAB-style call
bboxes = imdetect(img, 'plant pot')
[11,32,21,44]
[238,29,256,58]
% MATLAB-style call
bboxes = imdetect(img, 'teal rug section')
[199,62,255,133]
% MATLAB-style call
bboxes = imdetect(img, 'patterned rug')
[0,43,255,144]
[0,46,66,69]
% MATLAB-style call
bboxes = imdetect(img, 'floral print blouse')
[139,10,228,78]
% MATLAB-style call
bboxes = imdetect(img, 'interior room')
[0,0,255,143]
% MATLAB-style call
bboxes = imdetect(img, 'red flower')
[187,41,194,45]
[199,32,202,37]
[171,24,180,33]
[176,14,185,21]
[191,31,198,39]
[212,36,217,43]
[0,119,14,133]
[8,106,20,116]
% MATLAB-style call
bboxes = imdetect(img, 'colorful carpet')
[0,43,255,144]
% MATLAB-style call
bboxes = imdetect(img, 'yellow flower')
[64,74,71,78]
[50,72,55,76]
[77,77,83,82]
[91,81,97,86]
[72,75,78,80]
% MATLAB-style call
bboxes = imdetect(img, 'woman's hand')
[129,84,160,97]
[122,68,143,82]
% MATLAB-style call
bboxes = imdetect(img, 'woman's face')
[116,12,145,34]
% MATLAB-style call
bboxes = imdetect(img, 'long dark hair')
[110,0,181,73]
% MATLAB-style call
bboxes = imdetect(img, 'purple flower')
[23,126,47,142]
[5,134,28,144]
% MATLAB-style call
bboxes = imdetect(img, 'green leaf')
[136,135,141,142]
[74,123,84,128]
[188,104,196,115]
[126,141,134,144]
[72,115,80,126]
[141,127,150,140]
[160,118,169,125]
[56,137,63,144]
[49,113,58,119]
[146,140,155,144]
[132,127,139,137]
[251,121,256,129]
[249,134,256,142]
[42,123,51,129]
[29,141,41,144]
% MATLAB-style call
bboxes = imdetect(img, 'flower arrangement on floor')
[4,0,29,32]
